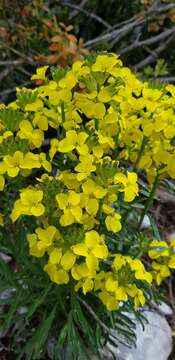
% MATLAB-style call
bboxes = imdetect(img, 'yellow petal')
[61,251,76,270]
[49,248,62,264]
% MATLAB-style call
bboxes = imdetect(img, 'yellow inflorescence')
[148,239,175,285]
[0,53,175,311]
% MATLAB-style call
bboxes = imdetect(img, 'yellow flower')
[60,251,76,270]
[56,191,83,226]
[18,120,44,148]
[98,290,119,311]
[58,131,89,155]
[72,231,108,273]
[113,254,126,270]
[130,259,152,284]
[71,262,90,280]
[31,66,49,80]
[168,254,175,269]
[20,152,41,170]
[75,155,96,181]
[134,289,145,309]
[27,234,45,257]
[49,248,62,265]
[35,225,58,251]
[92,54,120,73]
[11,188,45,222]
[82,278,94,295]
[59,70,77,90]
[82,179,107,199]
[151,261,170,285]
[0,130,13,144]
[44,263,69,285]
[2,151,24,177]
[25,99,43,112]
[114,171,138,202]
[105,213,121,233]
[85,198,99,216]
[148,240,169,259]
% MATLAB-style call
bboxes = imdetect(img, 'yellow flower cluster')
[0,53,174,311]
[95,255,152,311]
[149,239,175,285]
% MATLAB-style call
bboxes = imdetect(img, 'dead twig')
[0,80,33,103]
[0,66,15,82]
[133,34,175,71]
[0,59,24,66]
[84,2,175,48]
[119,27,175,55]
[68,0,88,19]
[60,1,112,29]
[84,17,144,47]
[0,42,36,65]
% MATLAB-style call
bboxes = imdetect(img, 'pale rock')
[105,310,172,360]
[140,215,151,229]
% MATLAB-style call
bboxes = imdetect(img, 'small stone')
[140,215,151,229]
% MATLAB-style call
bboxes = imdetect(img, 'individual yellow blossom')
[59,70,77,89]
[49,248,62,265]
[60,251,76,271]
[96,131,115,149]
[1,151,24,177]
[27,234,45,257]
[0,130,13,144]
[72,231,108,273]
[98,290,119,311]
[44,263,69,285]
[19,153,40,171]
[56,191,83,226]
[25,99,43,112]
[151,261,170,285]
[114,172,138,202]
[71,262,90,280]
[75,154,96,181]
[11,188,45,222]
[148,240,169,259]
[105,213,121,233]
[82,179,107,199]
[134,289,145,309]
[58,171,79,190]
[58,131,89,154]
[18,120,44,148]
[92,54,120,73]
[33,113,48,131]
[35,226,59,251]
[130,259,152,284]
[31,66,49,81]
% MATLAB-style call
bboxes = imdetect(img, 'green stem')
[137,172,159,231]
[61,101,65,122]
[133,135,147,171]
